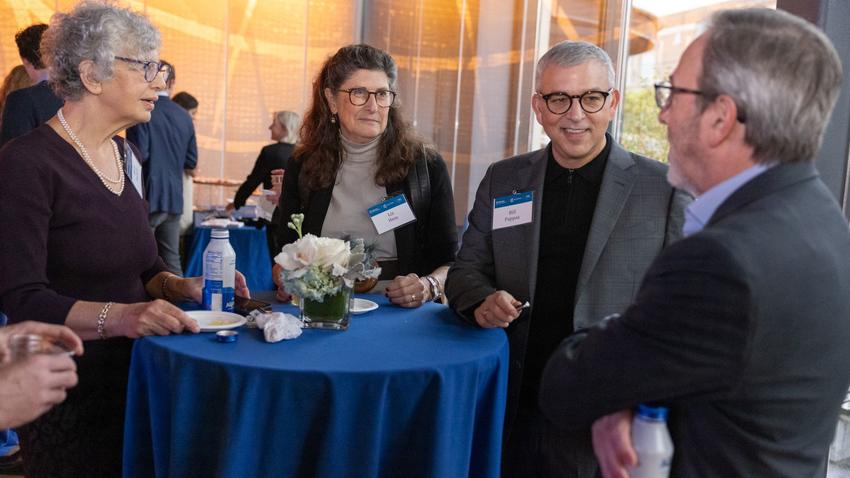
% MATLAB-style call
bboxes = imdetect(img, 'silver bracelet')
[424,275,442,300]
[97,302,113,340]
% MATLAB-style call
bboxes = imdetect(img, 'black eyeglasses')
[537,89,612,115]
[337,88,396,108]
[115,56,170,83]
[653,81,704,109]
[654,80,746,123]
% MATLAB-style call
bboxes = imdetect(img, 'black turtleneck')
[521,134,612,406]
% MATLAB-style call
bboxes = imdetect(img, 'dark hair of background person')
[16,23,48,69]
[296,43,429,197]
[160,59,174,89]
[172,91,198,111]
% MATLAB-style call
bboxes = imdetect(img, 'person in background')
[0,3,248,476]
[539,8,850,477]
[0,321,83,429]
[0,23,63,147]
[276,44,457,308]
[445,40,689,477]
[227,110,300,260]
[0,65,31,132]
[127,60,199,275]
[172,90,198,119]
[171,91,200,255]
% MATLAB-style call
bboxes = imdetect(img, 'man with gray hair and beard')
[540,8,850,477]
[446,40,689,476]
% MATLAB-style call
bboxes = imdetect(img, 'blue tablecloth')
[184,225,274,291]
[123,296,509,478]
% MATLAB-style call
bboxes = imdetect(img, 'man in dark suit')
[0,23,63,147]
[445,41,689,477]
[539,9,850,478]
[127,61,198,274]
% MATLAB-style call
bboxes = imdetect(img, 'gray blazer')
[446,140,690,437]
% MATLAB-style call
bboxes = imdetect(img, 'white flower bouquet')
[274,214,381,302]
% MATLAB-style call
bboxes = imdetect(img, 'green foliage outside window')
[620,86,670,164]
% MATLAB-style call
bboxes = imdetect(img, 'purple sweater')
[0,124,167,325]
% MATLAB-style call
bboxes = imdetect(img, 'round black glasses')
[537,89,612,115]
[115,56,171,83]
[337,88,397,108]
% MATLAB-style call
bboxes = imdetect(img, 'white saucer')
[350,298,379,315]
[186,310,247,332]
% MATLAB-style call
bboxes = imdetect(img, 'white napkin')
[256,189,277,222]
[254,311,303,342]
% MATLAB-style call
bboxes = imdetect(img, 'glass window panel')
[144,0,228,208]
[621,0,776,163]
[364,0,541,221]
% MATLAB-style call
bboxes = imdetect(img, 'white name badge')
[492,191,533,230]
[369,194,416,235]
[124,143,144,198]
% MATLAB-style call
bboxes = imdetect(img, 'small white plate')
[186,310,247,332]
[350,298,379,315]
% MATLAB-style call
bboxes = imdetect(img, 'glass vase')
[300,287,352,330]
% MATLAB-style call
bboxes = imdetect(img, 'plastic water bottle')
[202,229,236,312]
[629,404,674,478]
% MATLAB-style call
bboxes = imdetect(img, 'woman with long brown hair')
[276,44,456,308]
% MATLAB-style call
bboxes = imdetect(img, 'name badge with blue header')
[492,191,533,230]
[368,194,416,235]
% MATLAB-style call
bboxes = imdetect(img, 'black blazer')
[0,81,63,148]
[539,161,850,477]
[233,142,295,209]
[276,150,457,276]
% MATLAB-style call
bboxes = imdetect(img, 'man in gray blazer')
[540,9,850,477]
[445,41,689,477]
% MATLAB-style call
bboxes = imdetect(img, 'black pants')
[501,400,599,478]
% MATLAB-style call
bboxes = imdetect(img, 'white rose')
[313,237,351,270]
[275,234,319,270]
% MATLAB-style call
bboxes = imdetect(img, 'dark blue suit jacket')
[126,95,197,214]
[540,161,850,477]
[0,81,63,147]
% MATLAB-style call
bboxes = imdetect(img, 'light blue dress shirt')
[682,163,771,237]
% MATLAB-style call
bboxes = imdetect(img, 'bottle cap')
[216,330,238,343]
[636,403,668,421]
[211,228,229,239]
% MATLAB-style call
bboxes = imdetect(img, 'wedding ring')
[411,294,416,302]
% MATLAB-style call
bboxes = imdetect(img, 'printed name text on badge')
[369,194,416,235]
[492,191,533,230]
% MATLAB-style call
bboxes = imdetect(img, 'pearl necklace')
[57,108,124,196]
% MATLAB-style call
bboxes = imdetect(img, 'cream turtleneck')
[321,133,398,260]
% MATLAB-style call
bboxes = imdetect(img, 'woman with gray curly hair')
[0,2,248,476]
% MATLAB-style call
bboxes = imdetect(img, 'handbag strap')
[406,150,431,228]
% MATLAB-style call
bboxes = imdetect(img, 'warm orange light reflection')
[0,0,355,207]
